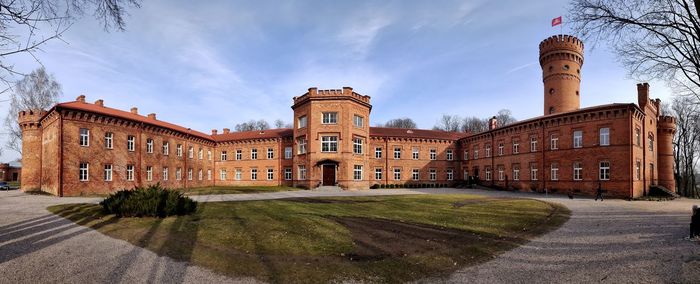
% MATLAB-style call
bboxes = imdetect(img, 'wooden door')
[323,165,335,186]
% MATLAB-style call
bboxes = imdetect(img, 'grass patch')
[48,194,569,283]
[179,185,298,195]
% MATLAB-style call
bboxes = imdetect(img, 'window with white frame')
[251,168,258,180]
[207,169,212,181]
[394,147,401,159]
[513,140,519,154]
[284,147,292,159]
[412,169,419,181]
[551,163,559,180]
[176,168,182,180]
[635,128,641,146]
[163,142,169,155]
[322,112,338,124]
[236,149,242,160]
[79,163,89,181]
[251,148,258,160]
[128,136,135,152]
[648,134,654,151]
[284,168,292,180]
[79,128,89,146]
[498,166,504,181]
[298,115,307,128]
[221,151,228,161]
[485,167,492,181]
[446,149,453,161]
[104,132,113,149]
[297,137,307,154]
[146,138,153,153]
[464,150,469,160]
[298,165,306,180]
[353,115,364,128]
[474,147,479,159]
[530,137,537,152]
[429,169,437,181]
[446,169,453,181]
[530,163,538,180]
[163,167,169,181]
[198,169,203,181]
[267,168,274,180]
[635,160,641,180]
[353,165,362,180]
[267,148,274,159]
[498,143,504,156]
[573,162,582,180]
[177,144,182,157]
[126,165,134,181]
[220,169,227,180]
[375,168,383,180]
[485,145,491,157]
[188,146,194,159]
[393,168,401,180]
[599,161,610,180]
[188,168,193,180]
[550,134,558,150]
[235,168,242,180]
[353,138,363,154]
[104,164,112,181]
[573,130,583,148]
[599,128,610,146]
[321,136,338,152]
[513,164,520,181]
[198,148,203,160]
[146,166,153,181]
[207,150,212,160]
[375,147,382,159]
[408,147,417,160]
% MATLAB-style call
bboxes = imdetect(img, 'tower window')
[576,91,579,96]
[548,66,553,72]
[563,65,570,70]
[549,107,555,114]
[549,88,555,94]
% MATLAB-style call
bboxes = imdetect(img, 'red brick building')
[19,35,676,198]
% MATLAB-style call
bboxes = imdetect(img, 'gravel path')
[0,188,698,283]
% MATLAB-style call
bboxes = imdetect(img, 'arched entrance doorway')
[316,159,339,186]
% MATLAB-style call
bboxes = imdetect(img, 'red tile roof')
[369,127,469,140]
[212,128,293,142]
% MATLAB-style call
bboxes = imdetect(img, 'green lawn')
[48,194,569,283]
[179,185,298,195]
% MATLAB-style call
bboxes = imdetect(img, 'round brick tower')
[539,35,584,115]
[657,116,676,192]
[18,109,45,191]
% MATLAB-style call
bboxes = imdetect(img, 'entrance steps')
[314,186,343,191]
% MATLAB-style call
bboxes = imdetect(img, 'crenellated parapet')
[292,86,371,109]
[658,116,676,134]
[539,34,584,66]
[18,109,47,130]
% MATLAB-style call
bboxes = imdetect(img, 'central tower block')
[539,35,584,115]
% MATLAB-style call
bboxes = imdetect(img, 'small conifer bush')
[100,183,197,217]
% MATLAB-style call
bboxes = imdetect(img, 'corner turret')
[539,35,584,115]
[18,109,46,191]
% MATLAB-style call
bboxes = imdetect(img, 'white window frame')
[284,168,292,180]
[104,164,112,181]
[251,148,258,160]
[375,147,382,159]
[104,132,113,149]
[198,148,203,160]
[127,136,135,152]
[446,169,453,181]
[530,164,538,181]
[446,149,453,161]
[79,128,90,147]
[551,163,559,181]
[353,115,364,128]
[375,168,383,180]
[188,168,193,181]
[599,161,610,180]
[573,162,582,181]
[221,151,228,161]
[146,166,153,181]
[321,112,338,124]
[394,147,401,159]
[298,165,306,180]
[251,168,258,180]
[220,169,227,180]
[188,146,194,159]
[498,167,504,181]
[163,142,169,155]
[163,167,169,181]
[513,165,520,181]
[176,168,182,181]
[267,168,274,180]
[267,148,274,159]
[298,115,307,128]
[485,145,491,157]
[321,136,338,152]
[198,169,203,181]
[513,141,519,154]
[353,138,363,154]
[498,143,504,156]
[485,167,492,181]
[235,168,242,180]
[414,147,421,160]
[550,134,558,150]
[80,163,89,181]
[573,130,583,148]
[176,144,182,157]
[353,165,363,181]
[429,148,436,160]
[429,169,437,181]
[284,147,292,159]
[127,165,135,181]
[530,137,537,152]
[236,149,242,160]
[600,128,610,146]
[146,138,153,153]
[393,168,401,180]
[412,169,420,181]
[297,137,307,154]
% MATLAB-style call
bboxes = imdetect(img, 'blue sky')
[1,0,673,162]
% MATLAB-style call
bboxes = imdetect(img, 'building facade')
[19,35,676,198]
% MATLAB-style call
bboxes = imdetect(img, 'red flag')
[551,16,562,27]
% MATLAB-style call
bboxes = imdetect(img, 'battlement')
[292,86,371,106]
[539,35,584,55]
[18,109,47,129]
[658,115,677,130]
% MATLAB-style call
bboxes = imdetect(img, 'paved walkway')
[0,188,698,283]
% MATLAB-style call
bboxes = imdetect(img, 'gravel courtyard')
[0,188,698,283]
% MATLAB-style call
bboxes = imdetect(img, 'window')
[550,134,558,150]
[474,147,479,159]
[530,137,537,152]
[284,147,292,159]
[599,161,610,180]
[464,150,469,160]
[429,148,436,160]
[235,168,242,180]
[551,163,559,180]
[267,168,274,180]
[298,115,307,128]
[176,168,182,180]
[353,115,364,127]
[353,138,363,154]
[573,131,583,148]
[393,168,401,180]
[573,162,582,180]
[485,167,492,181]
[446,169,453,181]
[267,148,274,159]
[198,169,203,180]
[353,165,362,180]
[208,150,212,161]
[648,135,654,151]
[251,149,258,160]
[146,139,153,153]
[176,144,182,157]
[375,168,383,180]
[79,163,89,181]
[530,163,538,180]
[498,166,504,181]
[104,164,112,181]
[298,165,306,180]
[163,167,169,181]
[446,149,453,161]
[128,136,135,152]
[485,145,491,157]
[636,160,641,180]
[284,168,292,180]
[188,168,193,181]
[599,128,610,146]
[321,136,338,152]
[163,142,169,155]
[207,169,212,181]
[236,149,242,160]
[322,112,338,124]
[188,146,194,159]
[513,164,520,181]
[220,169,227,180]
[375,147,382,159]
[221,151,228,161]
[635,128,641,146]
[512,140,519,154]
[198,148,203,160]
[429,169,437,181]
[79,128,89,146]
[412,169,420,181]
[297,137,307,154]
[104,132,113,149]
[498,143,504,156]
[146,166,153,181]
[394,147,401,159]
[251,169,258,180]
[126,165,134,181]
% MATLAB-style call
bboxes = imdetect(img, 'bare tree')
[569,0,700,100]
[460,117,488,133]
[4,67,61,153]
[495,109,517,126]
[433,114,462,132]
[0,0,141,85]
[671,95,700,197]
[235,119,270,132]
[378,117,417,128]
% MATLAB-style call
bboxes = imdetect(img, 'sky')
[0,0,673,162]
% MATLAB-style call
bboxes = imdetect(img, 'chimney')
[308,87,318,96]
[130,107,138,114]
[76,95,86,103]
[94,99,104,107]
[211,129,218,135]
[223,128,230,134]
[147,113,156,120]
[488,116,498,130]
[342,86,353,95]
[637,83,649,108]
